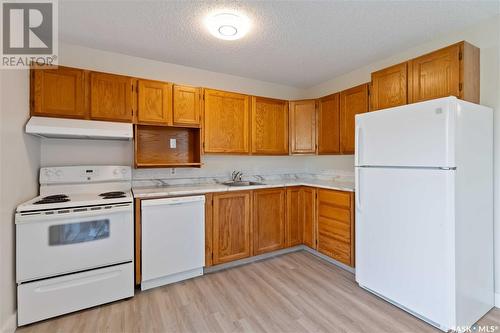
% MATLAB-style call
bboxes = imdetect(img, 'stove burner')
[43,194,69,200]
[99,191,126,197]
[102,195,126,199]
[34,198,71,205]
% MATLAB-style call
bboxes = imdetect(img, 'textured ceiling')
[59,1,500,88]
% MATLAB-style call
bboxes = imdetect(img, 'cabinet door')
[371,62,408,111]
[290,100,317,154]
[90,72,133,122]
[318,93,340,154]
[173,85,201,127]
[204,89,250,153]
[212,191,252,264]
[31,66,87,119]
[137,80,173,125]
[408,43,460,103]
[253,188,286,255]
[317,189,354,267]
[251,97,289,155]
[286,187,303,247]
[340,84,369,154]
[302,187,317,249]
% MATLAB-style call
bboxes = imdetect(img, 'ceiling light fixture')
[205,12,250,41]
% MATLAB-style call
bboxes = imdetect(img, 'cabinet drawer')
[318,238,351,266]
[318,204,350,223]
[318,189,351,208]
[318,216,351,244]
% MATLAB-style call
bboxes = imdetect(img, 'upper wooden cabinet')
[317,189,355,267]
[253,188,286,255]
[340,83,369,154]
[212,191,252,265]
[318,93,341,154]
[203,89,250,154]
[251,97,289,155]
[289,99,317,154]
[31,66,87,119]
[137,79,173,125]
[370,62,408,111]
[408,41,479,104]
[173,85,201,127]
[90,72,134,122]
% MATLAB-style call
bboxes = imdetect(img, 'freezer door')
[355,97,456,168]
[355,167,454,330]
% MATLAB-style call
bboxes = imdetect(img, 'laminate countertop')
[132,178,354,199]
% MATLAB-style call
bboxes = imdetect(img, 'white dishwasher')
[141,195,205,291]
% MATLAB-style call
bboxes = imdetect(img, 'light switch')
[170,138,177,149]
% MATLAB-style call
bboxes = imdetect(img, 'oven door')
[16,204,133,283]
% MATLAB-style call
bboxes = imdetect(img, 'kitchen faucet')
[231,171,243,182]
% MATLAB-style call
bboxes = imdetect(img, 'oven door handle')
[16,204,132,224]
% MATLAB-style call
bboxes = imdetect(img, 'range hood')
[25,117,133,140]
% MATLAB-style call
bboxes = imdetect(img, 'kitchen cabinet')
[289,99,317,154]
[317,189,355,267]
[340,83,369,154]
[31,66,87,119]
[203,89,250,154]
[137,79,173,125]
[370,62,408,111]
[134,125,201,168]
[251,97,289,155]
[212,191,252,264]
[253,188,286,255]
[408,41,479,104]
[90,72,134,122]
[318,93,341,154]
[302,187,317,249]
[286,187,303,247]
[173,85,201,127]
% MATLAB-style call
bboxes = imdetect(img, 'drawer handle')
[35,270,121,293]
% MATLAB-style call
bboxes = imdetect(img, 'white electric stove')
[16,166,135,326]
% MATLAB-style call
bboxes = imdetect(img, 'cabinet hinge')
[459,83,463,91]
[458,52,463,61]
[203,142,205,150]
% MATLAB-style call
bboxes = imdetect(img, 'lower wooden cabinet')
[253,188,286,255]
[212,191,252,265]
[205,186,353,268]
[286,187,303,247]
[302,187,317,249]
[317,189,355,267]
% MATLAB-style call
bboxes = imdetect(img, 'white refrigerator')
[355,97,494,331]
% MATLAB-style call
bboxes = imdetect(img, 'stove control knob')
[55,170,62,177]
[121,168,127,174]
[113,169,119,175]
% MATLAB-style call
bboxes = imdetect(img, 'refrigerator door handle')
[355,168,362,211]
[355,125,362,166]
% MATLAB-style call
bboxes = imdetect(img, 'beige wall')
[0,70,40,333]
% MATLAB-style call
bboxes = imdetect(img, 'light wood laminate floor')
[17,251,500,333]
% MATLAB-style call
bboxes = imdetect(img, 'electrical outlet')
[171,168,176,175]
[170,138,177,149]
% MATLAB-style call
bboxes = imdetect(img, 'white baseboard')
[1,312,17,333]
[495,292,500,308]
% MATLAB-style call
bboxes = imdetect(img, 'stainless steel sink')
[222,181,265,187]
